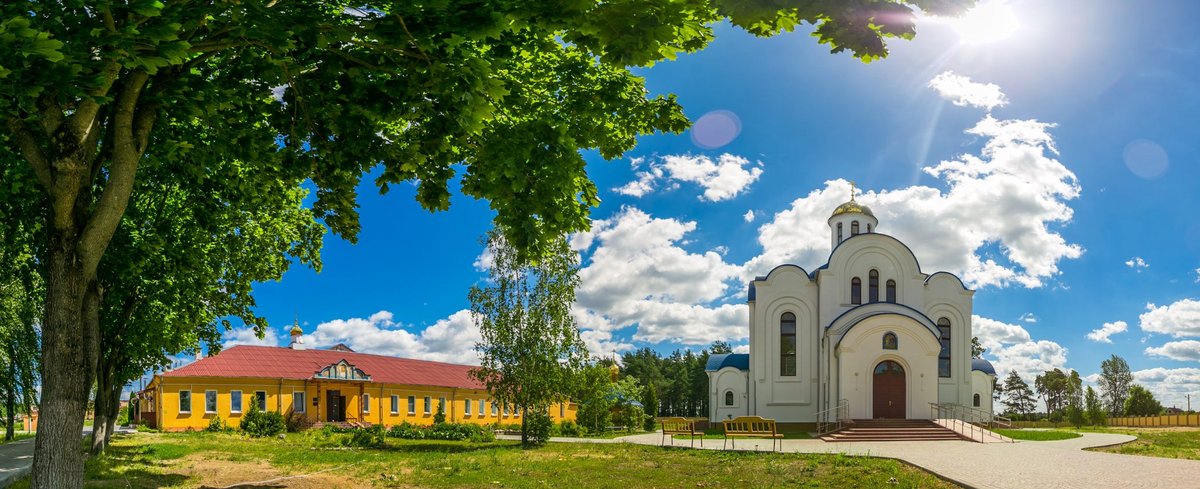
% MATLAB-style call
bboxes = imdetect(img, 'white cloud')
[573,206,746,346]
[222,326,281,349]
[743,210,756,223]
[304,309,482,365]
[732,344,750,354]
[972,315,1067,382]
[612,153,763,202]
[1145,340,1200,362]
[1086,320,1128,344]
[1133,367,1200,409]
[928,71,1008,111]
[1139,299,1200,338]
[1019,312,1037,323]
[1125,256,1149,271]
[1194,267,1200,283]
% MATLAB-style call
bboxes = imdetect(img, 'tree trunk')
[31,229,100,489]
[6,354,15,441]
[104,379,121,446]
[520,405,528,447]
[90,376,108,454]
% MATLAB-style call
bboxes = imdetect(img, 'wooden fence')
[1108,413,1200,428]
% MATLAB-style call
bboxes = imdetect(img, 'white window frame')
[230,390,242,414]
[255,391,267,411]
[423,396,431,415]
[503,405,509,417]
[406,395,414,415]
[391,395,400,415]
[179,390,192,414]
[480,399,487,416]
[491,402,498,416]
[293,391,306,413]
[438,397,446,414]
[204,390,218,414]
[363,393,371,414]
[464,398,472,416]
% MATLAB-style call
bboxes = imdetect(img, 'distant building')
[139,323,575,431]
[708,193,997,423]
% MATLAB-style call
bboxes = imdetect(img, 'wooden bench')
[661,417,703,447]
[722,416,783,451]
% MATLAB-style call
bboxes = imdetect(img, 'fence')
[1108,413,1200,428]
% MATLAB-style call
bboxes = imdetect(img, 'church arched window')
[851,278,862,305]
[851,221,860,235]
[882,332,898,350]
[937,317,952,378]
[837,222,843,242]
[725,391,734,406]
[780,312,797,377]
[973,393,981,407]
[867,223,872,233]
[869,270,880,303]
[886,280,896,303]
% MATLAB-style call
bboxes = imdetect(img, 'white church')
[708,192,997,424]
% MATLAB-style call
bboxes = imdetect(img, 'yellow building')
[140,327,575,431]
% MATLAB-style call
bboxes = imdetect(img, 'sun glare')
[950,1,1020,44]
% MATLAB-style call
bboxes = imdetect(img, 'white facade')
[708,199,997,423]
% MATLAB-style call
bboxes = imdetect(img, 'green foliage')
[1066,405,1085,428]
[433,400,446,425]
[1034,368,1076,418]
[238,405,285,438]
[554,420,586,438]
[641,384,658,431]
[524,410,554,446]
[204,417,231,433]
[1085,386,1107,426]
[971,337,985,359]
[610,377,646,432]
[992,429,1082,441]
[1001,371,1036,417]
[1100,355,1134,416]
[470,231,588,447]
[343,425,387,448]
[1123,385,1163,416]
[285,411,309,433]
[618,343,724,418]
[386,421,495,443]
[574,364,615,434]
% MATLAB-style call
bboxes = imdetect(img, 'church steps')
[819,419,968,442]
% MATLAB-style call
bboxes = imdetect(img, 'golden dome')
[831,200,874,218]
[290,324,303,336]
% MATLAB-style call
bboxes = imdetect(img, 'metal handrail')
[929,402,1014,443]
[816,399,850,435]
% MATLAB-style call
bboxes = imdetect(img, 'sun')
[949,1,1021,44]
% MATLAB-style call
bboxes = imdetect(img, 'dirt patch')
[182,454,362,488]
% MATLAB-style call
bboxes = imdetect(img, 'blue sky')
[219,0,1200,408]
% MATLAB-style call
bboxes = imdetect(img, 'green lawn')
[1080,427,1200,460]
[0,432,35,444]
[673,429,813,440]
[11,430,957,488]
[992,429,1081,441]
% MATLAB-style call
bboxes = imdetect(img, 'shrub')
[555,420,585,437]
[205,416,231,433]
[239,405,286,438]
[433,399,447,425]
[524,410,553,446]
[386,421,495,442]
[344,425,387,448]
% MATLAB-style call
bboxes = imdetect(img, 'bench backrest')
[661,417,695,432]
[723,416,777,434]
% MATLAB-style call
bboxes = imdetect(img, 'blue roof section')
[748,283,756,301]
[705,353,749,372]
[972,358,997,375]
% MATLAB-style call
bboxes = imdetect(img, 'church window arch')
[973,393,981,407]
[882,332,898,350]
[851,278,862,305]
[937,317,952,378]
[867,223,872,233]
[780,312,797,377]
[837,222,843,242]
[725,391,735,406]
[886,280,896,303]
[868,270,880,303]
[851,221,860,235]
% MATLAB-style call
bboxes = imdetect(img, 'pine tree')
[1085,386,1106,426]
[1001,371,1036,418]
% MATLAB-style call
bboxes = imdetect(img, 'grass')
[1079,426,1200,460]
[674,429,813,440]
[992,429,1081,441]
[11,430,958,488]
[0,432,35,444]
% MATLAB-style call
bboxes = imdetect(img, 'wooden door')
[872,361,906,419]
[327,390,342,422]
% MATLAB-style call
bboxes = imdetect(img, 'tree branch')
[80,70,151,277]
[66,60,123,147]
[6,118,54,191]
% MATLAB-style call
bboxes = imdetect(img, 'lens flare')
[951,1,1020,44]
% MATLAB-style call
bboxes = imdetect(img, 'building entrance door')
[326,390,345,422]
[872,361,906,419]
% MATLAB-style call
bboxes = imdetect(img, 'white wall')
[749,265,819,422]
[971,370,995,418]
[709,368,750,422]
[836,315,941,419]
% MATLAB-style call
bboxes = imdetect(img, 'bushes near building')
[386,421,495,442]
[239,405,286,437]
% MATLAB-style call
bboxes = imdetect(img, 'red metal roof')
[161,345,483,390]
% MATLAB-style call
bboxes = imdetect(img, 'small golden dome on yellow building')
[290,323,303,336]
[608,363,620,381]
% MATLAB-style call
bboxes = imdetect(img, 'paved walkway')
[0,437,35,488]
[505,431,1200,489]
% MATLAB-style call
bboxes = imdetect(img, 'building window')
[464,398,472,416]
[423,396,431,415]
[851,221,860,235]
[886,279,896,303]
[867,223,872,233]
[973,393,981,407]
[938,317,952,378]
[851,277,862,304]
[780,312,797,376]
[491,402,498,417]
[230,390,242,414]
[179,390,191,414]
[363,394,370,414]
[869,269,879,303]
[883,332,898,350]
[255,391,267,411]
[293,391,306,413]
[724,391,734,406]
[439,397,446,414]
[480,399,487,417]
[503,405,510,417]
[204,390,217,414]
[837,222,843,242]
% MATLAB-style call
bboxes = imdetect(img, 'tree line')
[999,354,1172,426]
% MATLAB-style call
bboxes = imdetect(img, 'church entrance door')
[872,360,906,419]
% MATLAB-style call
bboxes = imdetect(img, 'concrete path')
[509,431,1200,489]
[0,437,35,488]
